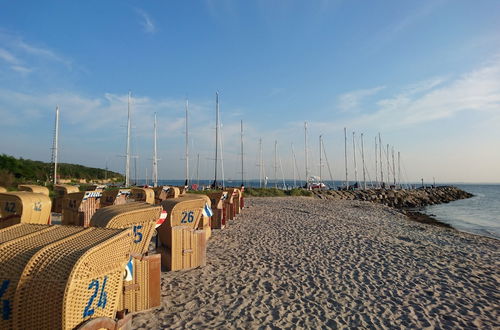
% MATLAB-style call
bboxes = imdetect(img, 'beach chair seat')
[0,192,51,229]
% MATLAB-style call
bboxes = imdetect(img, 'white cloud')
[0,48,20,65]
[337,86,385,113]
[10,65,32,74]
[136,9,156,34]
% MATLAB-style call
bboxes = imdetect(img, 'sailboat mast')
[152,112,158,187]
[52,106,60,185]
[386,144,390,188]
[291,143,297,188]
[392,147,396,186]
[259,138,263,188]
[196,153,200,186]
[361,133,366,190]
[240,120,244,186]
[213,92,219,188]
[353,132,358,186]
[378,133,383,187]
[322,138,334,186]
[274,140,278,188]
[375,137,378,188]
[304,122,309,188]
[344,127,348,187]
[319,135,322,182]
[185,98,189,187]
[278,153,286,189]
[125,91,131,187]
[398,151,401,188]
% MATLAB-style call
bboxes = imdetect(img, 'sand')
[133,197,499,329]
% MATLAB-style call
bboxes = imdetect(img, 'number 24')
[83,276,108,318]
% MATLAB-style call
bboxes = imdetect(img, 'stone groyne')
[312,186,473,209]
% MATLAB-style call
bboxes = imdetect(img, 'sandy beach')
[133,197,499,329]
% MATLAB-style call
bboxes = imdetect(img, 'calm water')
[421,184,500,240]
[142,180,499,240]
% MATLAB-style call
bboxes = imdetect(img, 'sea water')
[421,184,500,240]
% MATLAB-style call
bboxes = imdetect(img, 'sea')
[139,179,500,240]
[420,184,500,240]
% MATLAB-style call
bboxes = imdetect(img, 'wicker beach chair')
[62,191,102,227]
[53,184,80,213]
[0,223,51,244]
[0,225,85,329]
[129,188,155,205]
[157,195,208,271]
[208,191,228,229]
[165,186,180,199]
[17,184,50,196]
[152,186,169,204]
[11,227,131,330]
[90,202,162,255]
[227,188,241,216]
[0,192,52,229]
[185,193,212,239]
[100,189,129,208]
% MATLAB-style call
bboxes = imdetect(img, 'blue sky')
[0,1,499,183]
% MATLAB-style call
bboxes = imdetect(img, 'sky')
[0,0,499,184]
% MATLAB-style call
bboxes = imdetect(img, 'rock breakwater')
[312,186,473,208]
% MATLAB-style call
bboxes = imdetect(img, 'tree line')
[0,154,123,187]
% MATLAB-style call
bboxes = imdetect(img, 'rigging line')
[321,139,334,186]
[278,148,286,189]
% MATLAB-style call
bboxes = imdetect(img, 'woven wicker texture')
[17,185,50,196]
[129,188,155,205]
[165,187,180,199]
[208,191,227,210]
[52,184,80,213]
[158,196,205,245]
[158,227,207,271]
[62,192,100,227]
[0,225,85,329]
[0,224,50,244]
[90,202,161,255]
[100,189,127,208]
[121,254,161,313]
[12,227,131,330]
[152,186,169,204]
[0,192,52,229]
[227,188,241,215]
[208,191,227,229]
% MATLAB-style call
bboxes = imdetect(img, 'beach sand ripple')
[133,197,499,329]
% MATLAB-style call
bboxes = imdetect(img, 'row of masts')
[50,94,405,190]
